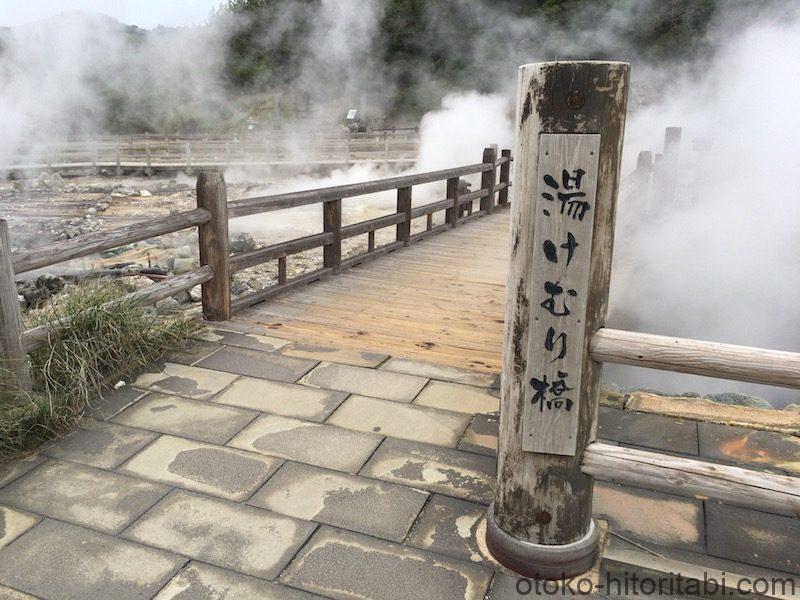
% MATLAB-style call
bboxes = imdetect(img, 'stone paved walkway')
[0,326,797,599]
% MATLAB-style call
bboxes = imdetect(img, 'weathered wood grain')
[230,232,334,272]
[0,221,31,390]
[480,147,498,213]
[197,172,231,321]
[591,328,800,389]
[396,187,412,246]
[323,199,343,274]
[499,149,512,206]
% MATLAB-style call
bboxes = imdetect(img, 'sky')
[0,0,223,28]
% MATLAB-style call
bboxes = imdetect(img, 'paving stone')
[698,422,800,474]
[458,413,498,456]
[414,381,499,415]
[597,407,699,455]
[0,585,37,599]
[164,340,223,366]
[706,501,800,575]
[380,358,496,387]
[593,481,704,554]
[212,376,347,422]
[154,562,322,600]
[0,460,169,534]
[124,490,315,579]
[327,395,469,447]
[42,419,157,469]
[487,573,606,599]
[361,438,495,504]
[0,506,39,551]
[197,346,317,382]
[83,384,147,420]
[228,414,382,473]
[118,435,282,501]
[134,363,238,400]
[249,461,428,542]
[194,327,290,352]
[0,455,44,489]
[113,393,256,444]
[300,362,428,402]
[0,519,185,600]
[405,494,486,563]
[281,526,493,600]
[283,342,388,367]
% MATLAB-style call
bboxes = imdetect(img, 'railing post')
[196,171,231,321]
[145,138,152,176]
[445,177,460,227]
[499,148,511,205]
[0,220,31,391]
[480,146,497,213]
[185,143,193,175]
[396,186,412,246]
[323,199,342,274]
[115,135,122,176]
[488,61,629,579]
[656,126,681,203]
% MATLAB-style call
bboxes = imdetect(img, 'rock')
[95,201,110,212]
[86,207,97,215]
[173,291,192,305]
[172,257,195,274]
[113,380,126,389]
[783,403,800,413]
[230,281,253,296]
[17,294,26,311]
[139,189,152,197]
[189,285,202,303]
[38,172,64,190]
[155,297,181,310]
[175,245,193,259]
[229,233,257,254]
[37,274,65,294]
[704,392,773,410]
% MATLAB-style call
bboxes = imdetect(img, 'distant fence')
[2,130,419,175]
[0,145,511,389]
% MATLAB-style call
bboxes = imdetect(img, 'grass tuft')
[0,280,196,459]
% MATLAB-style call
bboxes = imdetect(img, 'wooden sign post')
[487,61,629,578]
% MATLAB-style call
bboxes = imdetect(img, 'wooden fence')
[488,60,800,580]
[0,146,511,390]
[2,131,419,175]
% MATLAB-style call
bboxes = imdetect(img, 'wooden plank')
[230,267,333,313]
[480,147,497,213]
[323,199,342,274]
[521,134,600,455]
[197,172,231,321]
[341,213,404,239]
[446,177,460,227]
[591,328,800,389]
[0,220,31,390]
[12,208,211,274]
[582,442,800,515]
[498,149,511,205]
[230,232,333,272]
[396,187,412,246]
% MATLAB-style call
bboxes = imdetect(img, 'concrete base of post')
[485,502,600,580]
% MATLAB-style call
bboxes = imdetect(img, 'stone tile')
[597,407,699,455]
[213,376,347,422]
[197,346,317,382]
[281,526,493,600]
[0,585,37,599]
[361,438,495,504]
[406,494,486,563]
[0,519,184,600]
[414,381,500,415]
[0,460,169,534]
[42,419,157,469]
[124,490,315,579]
[706,501,800,575]
[300,362,427,403]
[283,342,388,367]
[249,462,428,542]
[164,340,223,366]
[194,327,290,352]
[698,422,800,474]
[134,363,238,400]
[458,413,498,456]
[380,358,496,387]
[327,395,470,447]
[593,481,704,554]
[0,455,44,489]
[228,414,382,473]
[0,506,39,551]
[155,562,322,600]
[83,384,147,420]
[113,393,256,444]
[118,435,282,501]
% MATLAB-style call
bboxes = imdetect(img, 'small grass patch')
[0,280,196,459]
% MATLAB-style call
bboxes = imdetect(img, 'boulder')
[704,392,773,410]
[189,285,203,302]
[172,257,195,274]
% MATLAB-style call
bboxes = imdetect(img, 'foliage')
[0,281,195,459]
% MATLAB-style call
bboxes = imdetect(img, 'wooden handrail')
[590,328,800,389]
[582,442,800,515]
[13,208,211,274]
[230,232,334,273]
[341,213,405,239]
[228,163,494,218]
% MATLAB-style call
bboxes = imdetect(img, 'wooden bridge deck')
[232,210,511,373]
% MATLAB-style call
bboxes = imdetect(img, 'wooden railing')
[0,146,511,391]
[2,131,419,174]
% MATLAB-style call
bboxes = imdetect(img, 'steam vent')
[0,2,798,599]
